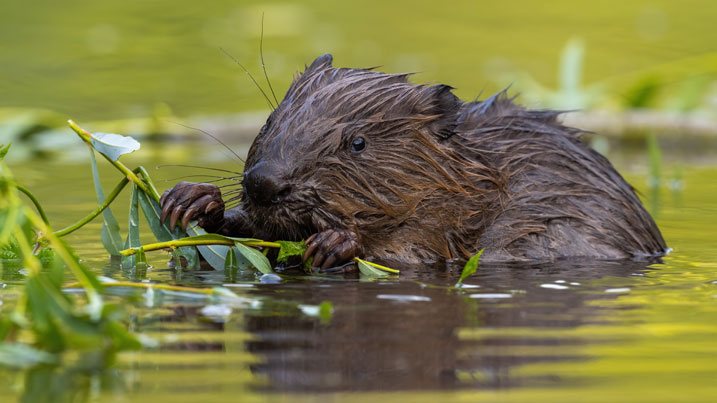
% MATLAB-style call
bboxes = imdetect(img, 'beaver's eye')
[350,136,367,153]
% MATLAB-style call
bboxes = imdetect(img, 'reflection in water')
[4,259,657,401]
[240,259,657,391]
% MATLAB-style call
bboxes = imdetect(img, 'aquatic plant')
[0,143,141,368]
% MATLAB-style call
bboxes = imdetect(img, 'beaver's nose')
[242,162,292,206]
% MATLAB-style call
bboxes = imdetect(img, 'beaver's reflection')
[244,259,657,391]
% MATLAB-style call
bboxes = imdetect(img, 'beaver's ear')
[424,84,461,139]
[306,54,333,72]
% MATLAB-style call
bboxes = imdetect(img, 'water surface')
[1,147,716,402]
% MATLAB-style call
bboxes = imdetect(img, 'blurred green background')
[2,0,717,121]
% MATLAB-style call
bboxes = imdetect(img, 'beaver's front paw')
[160,181,225,232]
[303,229,363,272]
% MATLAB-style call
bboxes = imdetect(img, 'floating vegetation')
[456,249,483,286]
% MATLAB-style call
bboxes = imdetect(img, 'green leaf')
[234,241,274,274]
[457,249,484,286]
[136,190,198,269]
[90,150,123,255]
[276,240,306,263]
[183,225,257,271]
[121,184,141,269]
[105,321,142,351]
[88,132,140,161]
[354,257,399,277]
[356,259,389,277]
[25,276,68,352]
[623,76,661,108]
[224,247,238,270]
[0,143,10,161]
[0,343,59,368]
[318,301,333,325]
[135,247,148,271]
[185,224,232,270]
[46,251,65,289]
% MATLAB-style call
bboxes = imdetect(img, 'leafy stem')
[68,120,153,198]
[15,185,50,225]
[120,237,281,256]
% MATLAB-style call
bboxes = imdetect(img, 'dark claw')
[205,200,221,214]
[303,229,363,273]
[158,181,226,232]
[312,231,342,269]
[170,205,184,232]
[159,190,169,207]
[160,197,175,224]
[181,206,198,231]
[303,232,325,262]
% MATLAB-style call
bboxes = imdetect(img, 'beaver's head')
[240,54,486,244]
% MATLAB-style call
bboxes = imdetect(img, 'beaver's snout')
[242,161,292,206]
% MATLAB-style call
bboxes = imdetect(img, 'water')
[2,1,717,119]
[1,146,716,402]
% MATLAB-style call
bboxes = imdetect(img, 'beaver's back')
[454,93,666,261]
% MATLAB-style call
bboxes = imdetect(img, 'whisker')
[218,182,242,189]
[156,164,242,175]
[225,195,242,203]
[165,122,246,165]
[260,13,280,106]
[220,47,276,110]
[163,174,236,183]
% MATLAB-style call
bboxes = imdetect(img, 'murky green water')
[1,142,716,402]
[2,0,717,119]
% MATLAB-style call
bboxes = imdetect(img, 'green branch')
[15,184,50,225]
[54,177,129,237]
[120,238,281,256]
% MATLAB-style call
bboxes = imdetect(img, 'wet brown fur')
[241,55,666,263]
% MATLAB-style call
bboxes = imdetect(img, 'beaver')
[159,54,667,271]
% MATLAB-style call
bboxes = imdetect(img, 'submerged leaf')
[457,249,484,286]
[89,132,140,161]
